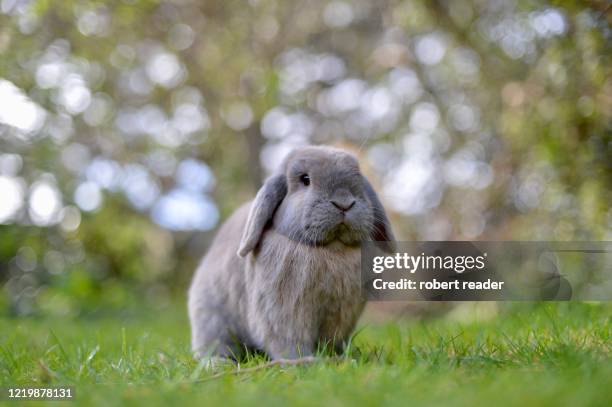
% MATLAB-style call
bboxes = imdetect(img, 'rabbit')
[188,146,395,361]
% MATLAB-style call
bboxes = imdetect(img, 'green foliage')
[0,1,610,313]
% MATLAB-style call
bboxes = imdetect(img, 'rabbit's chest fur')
[245,230,364,352]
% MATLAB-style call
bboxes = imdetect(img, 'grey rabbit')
[188,146,395,361]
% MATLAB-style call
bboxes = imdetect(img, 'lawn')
[0,302,610,406]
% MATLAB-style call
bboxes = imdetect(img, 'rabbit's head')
[238,146,394,257]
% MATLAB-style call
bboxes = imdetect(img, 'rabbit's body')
[189,146,394,360]
[246,229,363,358]
[189,203,363,359]
[188,203,253,358]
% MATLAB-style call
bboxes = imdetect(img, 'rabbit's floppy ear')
[362,176,396,253]
[238,174,287,257]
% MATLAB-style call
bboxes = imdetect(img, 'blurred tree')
[0,0,609,316]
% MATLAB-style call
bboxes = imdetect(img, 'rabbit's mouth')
[318,222,366,246]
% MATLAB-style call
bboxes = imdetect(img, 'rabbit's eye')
[299,174,310,186]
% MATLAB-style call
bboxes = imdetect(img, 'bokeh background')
[0,0,610,317]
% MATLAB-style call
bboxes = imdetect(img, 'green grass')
[0,302,610,406]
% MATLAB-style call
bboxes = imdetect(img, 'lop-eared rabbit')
[188,146,394,361]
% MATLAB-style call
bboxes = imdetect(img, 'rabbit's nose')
[331,199,355,212]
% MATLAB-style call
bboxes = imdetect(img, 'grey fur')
[188,146,394,360]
